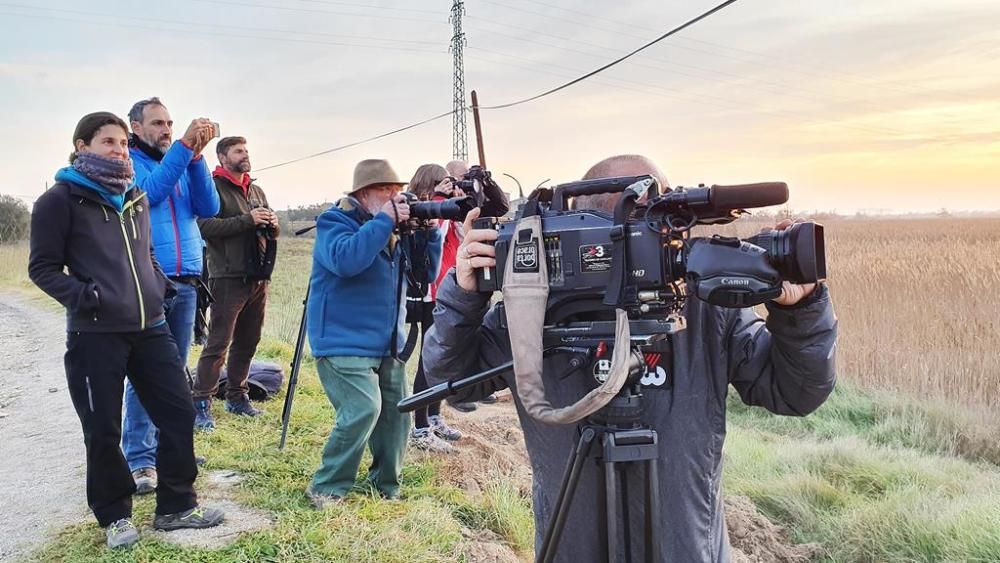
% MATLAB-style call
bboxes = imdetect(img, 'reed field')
[252,216,1000,414]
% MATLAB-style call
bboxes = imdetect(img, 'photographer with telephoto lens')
[304,159,442,506]
[421,154,837,562]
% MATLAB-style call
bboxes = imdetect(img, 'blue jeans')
[121,281,197,472]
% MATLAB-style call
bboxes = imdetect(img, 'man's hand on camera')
[456,207,497,292]
[250,208,272,226]
[380,194,410,225]
[767,218,817,306]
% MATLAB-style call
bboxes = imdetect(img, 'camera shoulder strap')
[503,212,635,425]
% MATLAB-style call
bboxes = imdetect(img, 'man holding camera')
[121,97,220,495]
[193,136,278,430]
[304,159,441,505]
[422,154,837,561]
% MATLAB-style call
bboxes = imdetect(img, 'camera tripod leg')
[537,427,598,563]
[279,286,310,450]
[603,452,620,563]
[645,455,662,563]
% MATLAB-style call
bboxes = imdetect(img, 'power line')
[186,0,447,25]
[450,0,469,161]
[254,0,741,171]
[0,8,443,54]
[256,110,457,171]
[0,3,442,47]
[475,0,740,110]
[489,0,980,103]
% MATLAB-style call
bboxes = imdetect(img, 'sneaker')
[448,400,478,413]
[225,395,262,417]
[479,394,499,405]
[105,518,139,549]
[409,427,455,453]
[153,506,225,531]
[131,467,157,495]
[305,486,343,509]
[194,399,215,432]
[428,415,462,441]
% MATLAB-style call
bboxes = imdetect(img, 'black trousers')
[65,324,198,527]
[413,300,441,429]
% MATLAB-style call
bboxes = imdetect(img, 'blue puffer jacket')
[306,200,442,358]
[130,141,220,277]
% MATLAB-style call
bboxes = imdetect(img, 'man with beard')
[122,97,220,495]
[193,136,279,430]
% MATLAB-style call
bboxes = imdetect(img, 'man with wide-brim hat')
[302,158,442,506]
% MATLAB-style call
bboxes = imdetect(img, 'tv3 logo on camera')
[592,353,669,387]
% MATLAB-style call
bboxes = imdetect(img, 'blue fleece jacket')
[306,203,442,358]
[131,141,220,277]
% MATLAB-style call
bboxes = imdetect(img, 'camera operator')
[193,136,278,429]
[422,154,838,562]
[304,159,442,506]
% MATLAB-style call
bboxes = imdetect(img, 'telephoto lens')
[746,222,826,284]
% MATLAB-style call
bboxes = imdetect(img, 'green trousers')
[310,356,410,498]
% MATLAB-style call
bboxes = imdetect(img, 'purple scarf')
[72,152,135,194]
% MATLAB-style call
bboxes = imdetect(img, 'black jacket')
[29,182,171,332]
[423,274,838,562]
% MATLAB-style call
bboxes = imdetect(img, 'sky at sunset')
[1,0,997,213]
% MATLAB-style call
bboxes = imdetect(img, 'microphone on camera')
[709,182,788,210]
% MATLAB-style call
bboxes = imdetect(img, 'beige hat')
[347,159,407,195]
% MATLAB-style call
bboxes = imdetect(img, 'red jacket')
[429,194,463,300]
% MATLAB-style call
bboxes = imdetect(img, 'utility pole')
[449,0,468,161]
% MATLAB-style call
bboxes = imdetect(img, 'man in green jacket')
[193,136,279,430]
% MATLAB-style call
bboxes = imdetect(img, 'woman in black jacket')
[28,112,223,549]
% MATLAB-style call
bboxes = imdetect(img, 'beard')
[228,158,251,174]
[141,132,171,154]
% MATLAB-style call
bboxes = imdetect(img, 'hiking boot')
[225,395,262,417]
[409,427,455,453]
[105,518,139,549]
[131,467,157,495]
[305,486,344,509]
[194,399,215,432]
[153,506,225,531]
[448,400,478,413]
[428,415,462,441]
[479,393,499,405]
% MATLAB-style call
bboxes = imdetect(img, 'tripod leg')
[604,453,620,563]
[645,455,662,563]
[279,287,310,450]
[537,428,597,563]
[620,468,633,563]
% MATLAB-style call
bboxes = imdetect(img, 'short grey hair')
[128,97,165,124]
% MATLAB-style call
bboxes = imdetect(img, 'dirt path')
[0,293,87,562]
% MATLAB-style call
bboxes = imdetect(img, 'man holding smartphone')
[122,97,221,495]
[194,136,279,430]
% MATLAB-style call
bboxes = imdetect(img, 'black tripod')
[278,224,316,450]
[538,386,662,563]
[398,352,665,563]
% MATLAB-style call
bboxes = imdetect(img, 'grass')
[725,387,1000,562]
